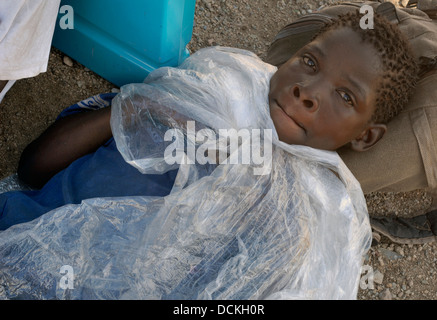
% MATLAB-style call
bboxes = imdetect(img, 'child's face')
[268,27,383,151]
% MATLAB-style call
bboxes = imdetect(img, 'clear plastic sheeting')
[0,47,371,300]
[0,174,32,194]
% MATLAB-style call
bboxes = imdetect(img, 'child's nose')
[293,85,319,112]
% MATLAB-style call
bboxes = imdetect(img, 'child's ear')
[350,123,387,152]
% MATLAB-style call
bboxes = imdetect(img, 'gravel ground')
[0,0,436,300]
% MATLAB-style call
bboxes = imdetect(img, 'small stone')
[63,55,74,67]
[373,270,384,285]
[380,289,393,300]
[379,248,403,261]
[395,246,405,256]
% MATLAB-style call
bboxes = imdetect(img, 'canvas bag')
[265,0,437,243]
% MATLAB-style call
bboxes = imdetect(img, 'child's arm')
[17,106,112,189]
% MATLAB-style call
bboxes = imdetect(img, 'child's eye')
[303,56,317,71]
[338,90,354,106]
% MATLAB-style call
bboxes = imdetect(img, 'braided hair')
[315,11,419,124]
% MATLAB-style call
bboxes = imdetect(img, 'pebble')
[395,246,405,256]
[380,289,392,300]
[379,248,403,261]
[63,55,74,67]
[373,270,384,285]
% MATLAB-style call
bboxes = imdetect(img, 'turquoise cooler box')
[52,0,196,87]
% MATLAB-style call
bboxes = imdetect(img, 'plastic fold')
[0,47,371,300]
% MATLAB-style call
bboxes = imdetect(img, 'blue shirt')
[0,93,177,230]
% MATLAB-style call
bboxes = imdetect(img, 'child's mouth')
[274,99,307,134]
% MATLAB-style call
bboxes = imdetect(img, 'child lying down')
[0,11,418,299]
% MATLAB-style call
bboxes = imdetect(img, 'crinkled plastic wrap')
[0,47,371,300]
[0,174,32,194]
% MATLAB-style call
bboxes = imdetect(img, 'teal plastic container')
[52,0,196,87]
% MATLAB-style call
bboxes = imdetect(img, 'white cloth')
[0,0,60,80]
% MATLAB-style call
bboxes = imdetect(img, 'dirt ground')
[0,0,436,300]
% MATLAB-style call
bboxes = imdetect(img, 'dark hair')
[315,10,419,124]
